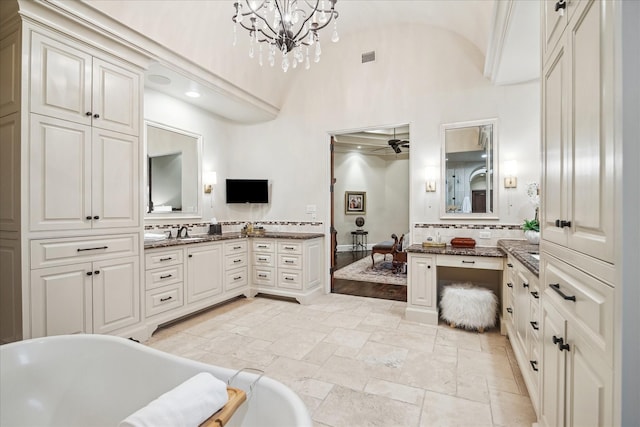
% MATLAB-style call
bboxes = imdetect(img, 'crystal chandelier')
[232,0,339,72]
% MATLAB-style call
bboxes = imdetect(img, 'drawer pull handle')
[285,260,294,264]
[86,216,92,220]
[523,282,529,288]
[507,282,513,288]
[461,260,475,264]
[159,257,173,261]
[555,219,571,228]
[284,246,295,250]
[552,335,571,351]
[285,277,294,281]
[506,307,513,314]
[507,263,513,268]
[257,245,268,248]
[258,274,267,278]
[550,283,576,301]
[234,276,242,280]
[554,0,566,16]
[234,246,242,250]
[86,271,93,276]
[530,321,539,331]
[530,291,539,299]
[258,257,268,261]
[160,274,173,279]
[160,296,173,302]
[93,113,100,119]
[94,270,100,275]
[530,360,539,372]
[234,259,242,263]
[77,246,108,252]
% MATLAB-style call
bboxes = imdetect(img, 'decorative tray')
[422,241,446,248]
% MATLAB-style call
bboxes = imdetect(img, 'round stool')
[439,283,497,333]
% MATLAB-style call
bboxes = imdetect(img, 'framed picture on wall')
[345,191,366,214]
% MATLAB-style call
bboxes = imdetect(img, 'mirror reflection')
[145,122,202,218]
[442,119,497,218]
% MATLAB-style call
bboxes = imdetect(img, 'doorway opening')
[329,124,410,301]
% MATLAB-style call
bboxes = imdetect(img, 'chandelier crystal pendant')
[232,0,339,72]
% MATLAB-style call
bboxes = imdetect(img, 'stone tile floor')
[146,293,537,427]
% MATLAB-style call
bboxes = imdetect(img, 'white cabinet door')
[541,35,569,248]
[566,0,615,263]
[408,254,436,309]
[565,323,613,427]
[92,256,140,335]
[30,32,92,125]
[92,57,140,136]
[514,268,531,352]
[29,115,92,231]
[540,300,567,427]
[91,128,139,228]
[30,32,140,136]
[186,244,223,303]
[30,262,93,338]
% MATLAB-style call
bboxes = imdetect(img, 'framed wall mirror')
[145,121,203,219]
[441,119,498,219]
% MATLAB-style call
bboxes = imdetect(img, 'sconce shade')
[204,171,217,194]
[504,177,517,188]
[426,181,437,192]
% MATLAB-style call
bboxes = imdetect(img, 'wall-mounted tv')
[226,179,269,204]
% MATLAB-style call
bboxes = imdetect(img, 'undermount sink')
[175,237,206,242]
[143,233,167,241]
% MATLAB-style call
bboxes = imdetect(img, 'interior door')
[330,137,336,290]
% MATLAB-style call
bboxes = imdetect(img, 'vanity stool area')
[406,239,541,415]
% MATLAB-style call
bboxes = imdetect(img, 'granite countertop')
[405,244,506,258]
[497,239,540,277]
[144,231,324,249]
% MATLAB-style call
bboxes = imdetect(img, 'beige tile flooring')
[146,293,537,427]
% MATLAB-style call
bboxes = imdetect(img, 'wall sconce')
[503,160,517,188]
[203,171,217,194]
[425,166,437,192]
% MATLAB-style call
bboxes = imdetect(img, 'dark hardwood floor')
[332,250,407,302]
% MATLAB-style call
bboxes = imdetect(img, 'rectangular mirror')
[145,121,203,219]
[441,119,498,219]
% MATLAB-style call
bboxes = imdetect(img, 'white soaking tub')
[0,334,312,427]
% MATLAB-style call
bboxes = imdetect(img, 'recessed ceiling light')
[357,146,362,149]
[147,74,171,85]
[185,91,201,98]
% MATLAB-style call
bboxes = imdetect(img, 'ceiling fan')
[376,128,410,153]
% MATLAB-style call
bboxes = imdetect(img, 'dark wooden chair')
[371,234,403,267]
[391,243,407,273]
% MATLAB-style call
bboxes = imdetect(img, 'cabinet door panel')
[187,245,223,303]
[567,0,615,263]
[92,257,140,334]
[91,129,139,228]
[30,32,92,125]
[408,255,436,309]
[539,300,566,427]
[31,263,93,338]
[30,115,91,231]
[541,39,569,247]
[92,58,140,135]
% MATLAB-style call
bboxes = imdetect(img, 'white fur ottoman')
[439,283,497,332]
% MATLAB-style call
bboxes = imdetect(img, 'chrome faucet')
[177,226,190,239]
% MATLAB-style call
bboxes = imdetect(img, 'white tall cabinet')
[539,1,619,426]
[0,3,147,343]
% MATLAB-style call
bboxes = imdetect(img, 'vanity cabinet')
[144,248,184,318]
[503,255,541,415]
[30,31,140,136]
[541,0,615,264]
[224,241,248,292]
[251,237,323,304]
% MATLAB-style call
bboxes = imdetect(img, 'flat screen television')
[225,179,269,204]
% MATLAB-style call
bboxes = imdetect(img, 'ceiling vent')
[361,51,376,64]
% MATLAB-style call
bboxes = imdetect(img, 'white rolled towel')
[119,372,229,427]
[462,196,472,213]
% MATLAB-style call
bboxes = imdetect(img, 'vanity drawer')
[225,253,247,269]
[437,254,503,271]
[253,267,275,287]
[145,249,183,269]
[278,269,302,290]
[253,240,275,253]
[146,283,183,317]
[225,267,248,291]
[278,253,302,269]
[278,241,302,254]
[543,256,614,362]
[225,240,247,255]
[254,252,275,267]
[31,234,139,269]
[145,264,183,290]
